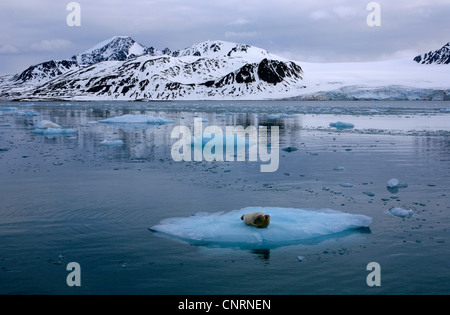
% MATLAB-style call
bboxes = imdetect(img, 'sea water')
[0,101,449,294]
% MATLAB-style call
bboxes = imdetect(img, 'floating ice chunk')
[282,147,298,153]
[32,128,77,135]
[191,134,255,149]
[329,122,355,130]
[100,140,124,146]
[333,166,345,171]
[389,208,414,218]
[363,192,375,197]
[150,207,372,249]
[34,120,62,129]
[339,183,353,188]
[387,178,399,188]
[99,114,174,125]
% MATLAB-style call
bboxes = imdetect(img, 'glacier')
[150,207,372,249]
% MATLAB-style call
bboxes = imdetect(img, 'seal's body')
[241,212,271,229]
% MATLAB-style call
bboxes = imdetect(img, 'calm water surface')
[0,101,449,294]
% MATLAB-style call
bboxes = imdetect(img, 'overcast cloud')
[0,0,449,75]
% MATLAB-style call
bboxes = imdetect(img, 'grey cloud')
[0,0,449,75]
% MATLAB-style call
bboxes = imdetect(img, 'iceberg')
[329,122,355,130]
[150,207,372,249]
[99,114,174,125]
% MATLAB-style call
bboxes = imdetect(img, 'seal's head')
[241,212,271,229]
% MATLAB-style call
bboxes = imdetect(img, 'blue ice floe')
[388,207,414,218]
[150,207,372,249]
[98,114,174,131]
[329,122,355,130]
[191,134,255,149]
[32,120,77,136]
[100,140,124,146]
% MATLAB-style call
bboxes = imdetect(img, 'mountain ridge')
[414,42,450,65]
[1,38,449,101]
[0,37,305,100]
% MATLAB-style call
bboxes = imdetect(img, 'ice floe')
[32,120,77,135]
[388,207,414,218]
[150,207,372,249]
[387,178,399,188]
[329,122,355,130]
[32,128,78,135]
[100,140,124,146]
[34,120,61,129]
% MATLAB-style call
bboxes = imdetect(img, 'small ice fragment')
[297,256,305,262]
[32,128,77,135]
[282,147,298,153]
[387,178,399,188]
[333,167,345,171]
[339,183,353,188]
[363,192,375,197]
[389,208,414,218]
[100,140,124,146]
[34,120,61,129]
[329,122,355,130]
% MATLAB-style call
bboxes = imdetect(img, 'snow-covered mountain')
[414,42,450,65]
[10,36,151,86]
[1,37,450,101]
[0,37,305,100]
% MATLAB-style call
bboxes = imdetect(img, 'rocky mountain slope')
[0,37,304,100]
[414,42,450,65]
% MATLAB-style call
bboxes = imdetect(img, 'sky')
[0,0,449,75]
